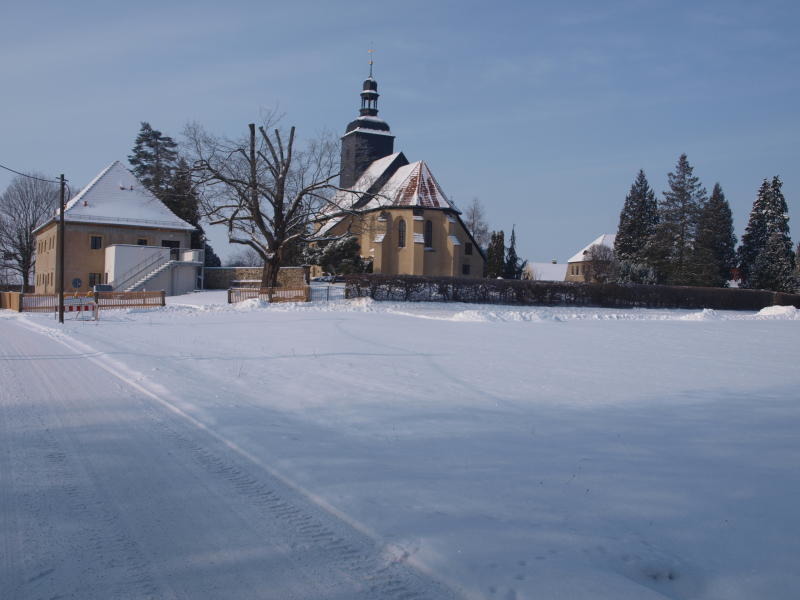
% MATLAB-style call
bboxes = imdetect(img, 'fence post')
[160,290,166,306]
[227,288,232,304]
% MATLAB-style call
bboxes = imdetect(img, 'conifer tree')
[128,122,179,197]
[161,159,202,247]
[615,169,658,262]
[739,176,794,289]
[130,125,220,263]
[750,232,796,292]
[650,153,707,284]
[486,230,505,278]
[691,183,737,287]
[503,225,527,279]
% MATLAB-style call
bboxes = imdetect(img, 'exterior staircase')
[123,260,176,292]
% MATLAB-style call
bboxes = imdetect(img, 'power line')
[0,162,61,183]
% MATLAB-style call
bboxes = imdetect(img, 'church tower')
[339,62,395,189]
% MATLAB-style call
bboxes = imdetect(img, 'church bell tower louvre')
[339,57,395,189]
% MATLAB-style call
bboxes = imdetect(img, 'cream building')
[317,70,485,278]
[34,161,203,295]
[565,233,616,283]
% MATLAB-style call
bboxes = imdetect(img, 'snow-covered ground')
[2,292,799,599]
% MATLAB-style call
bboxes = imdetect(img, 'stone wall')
[204,266,309,289]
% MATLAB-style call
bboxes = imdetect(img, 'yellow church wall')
[322,208,484,278]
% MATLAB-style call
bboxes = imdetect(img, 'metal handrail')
[112,252,170,291]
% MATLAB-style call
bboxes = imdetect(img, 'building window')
[465,242,473,255]
[88,273,98,287]
[137,238,148,246]
[424,220,433,248]
[462,264,471,275]
[398,219,406,248]
[90,236,102,250]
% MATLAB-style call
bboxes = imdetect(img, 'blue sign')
[71,278,82,289]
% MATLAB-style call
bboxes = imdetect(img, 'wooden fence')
[0,291,166,312]
[227,287,310,304]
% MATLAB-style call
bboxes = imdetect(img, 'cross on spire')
[368,46,374,77]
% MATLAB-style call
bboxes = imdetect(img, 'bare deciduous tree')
[186,119,344,288]
[585,244,616,283]
[225,247,263,267]
[462,197,490,249]
[0,174,59,291]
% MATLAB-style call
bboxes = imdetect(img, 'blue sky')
[1,0,798,262]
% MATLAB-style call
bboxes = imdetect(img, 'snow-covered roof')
[327,153,459,216]
[327,153,402,214]
[527,262,568,281]
[43,161,195,231]
[568,233,616,263]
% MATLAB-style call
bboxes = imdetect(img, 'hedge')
[344,274,800,311]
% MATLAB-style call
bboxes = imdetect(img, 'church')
[317,68,486,278]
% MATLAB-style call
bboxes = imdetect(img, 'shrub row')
[344,274,800,311]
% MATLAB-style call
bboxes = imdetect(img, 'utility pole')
[58,174,65,324]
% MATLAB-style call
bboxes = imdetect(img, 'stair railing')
[111,251,170,291]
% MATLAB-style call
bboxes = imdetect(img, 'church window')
[465,242,473,255]
[462,264,471,275]
[424,220,433,248]
[398,219,406,248]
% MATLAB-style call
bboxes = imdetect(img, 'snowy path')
[0,318,457,600]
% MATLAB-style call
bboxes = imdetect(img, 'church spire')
[360,52,379,117]
[339,53,395,189]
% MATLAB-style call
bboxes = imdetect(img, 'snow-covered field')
[2,292,799,599]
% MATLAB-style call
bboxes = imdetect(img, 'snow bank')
[756,305,800,319]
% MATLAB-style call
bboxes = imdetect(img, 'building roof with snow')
[327,152,459,217]
[568,233,616,263]
[527,262,568,281]
[36,161,195,232]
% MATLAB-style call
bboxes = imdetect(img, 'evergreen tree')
[486,230,505,278]
[503,225,526,279]
[161,159,202,247]
[691,183,737,287]
[795,242,800,289]
[650,153,707,284]
[614,169,658,262]
[751,232,796,292]
[739,176,794,289]
[203,242,222,267]
[128,122,179,197]
[303,236,370,274]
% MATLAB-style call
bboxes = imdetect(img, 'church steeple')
[339,55,395,188]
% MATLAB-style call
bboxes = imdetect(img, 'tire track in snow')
[10,316,464,600]
[0,322,168,600]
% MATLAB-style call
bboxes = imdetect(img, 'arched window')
[424,220,433,248]
[398,219,406,248]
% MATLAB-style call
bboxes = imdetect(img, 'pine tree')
[691,183,737,287]
[128,122,179,198]
[203,243,222,267]
[751,232,796,292]
[161,159,202,246]
[615,169,658,262]
[739,176,794,289]
[794,242,800,288]
[486,230,505,278]
[503,225,526,279]
[650,153,707,284]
